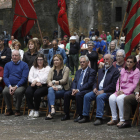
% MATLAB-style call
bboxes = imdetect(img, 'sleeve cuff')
[8,85,11,88]
[135,92,139,95]
[16,85,18,88]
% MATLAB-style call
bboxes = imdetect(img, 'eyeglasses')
[37,59,44,61]
[53,44,57,46]
[116,56,123,58]
[80,61,86,64]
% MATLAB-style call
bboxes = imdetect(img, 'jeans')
[47,87,65,112]
[83,91,109,118]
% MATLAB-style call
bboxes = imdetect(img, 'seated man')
[3,50,29,116]
[79,54,120,124]
[61,55,96,122]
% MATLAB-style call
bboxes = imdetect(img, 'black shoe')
[74,115,83,122]
[78,116,90,123]
[61,115,70,121]
[93,119,103,125]
[45,116,53,120]
[118,122,131,129]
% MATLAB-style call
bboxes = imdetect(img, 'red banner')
[57,0,71,37]
[12,0,37,37]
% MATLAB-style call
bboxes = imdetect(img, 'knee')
[109,94,116,102]
[84,93,91,102]
[64,91,71,98]
[124,96,130,104]
[48,87,54,94]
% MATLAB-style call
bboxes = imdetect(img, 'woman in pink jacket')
[107,55,140,127]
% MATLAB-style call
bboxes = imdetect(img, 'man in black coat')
[0,35,11,67]
[61,55,96,122]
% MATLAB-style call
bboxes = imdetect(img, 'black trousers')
[25,85,48,111]
[64,90,87,116]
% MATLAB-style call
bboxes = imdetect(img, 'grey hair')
[12,50,21,56]
[104,54,114,61]
[87,41,94,46]
[108,41,117,50]
[79,55,89,62]
[116,49,125,57]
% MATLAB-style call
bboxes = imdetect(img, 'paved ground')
[0,112,140,140]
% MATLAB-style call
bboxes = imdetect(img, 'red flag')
[57,0,71,37]
[12,0,37,37]
[58,0,61,8]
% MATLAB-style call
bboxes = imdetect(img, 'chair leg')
[1,98,4,114]
[23,99,26,115]
[90,101,96,120]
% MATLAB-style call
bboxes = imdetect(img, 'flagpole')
[37,19,43,43]
[117,12,127,47]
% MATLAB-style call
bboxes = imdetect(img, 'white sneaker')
[33,111,39,117]
[29,110,34,117]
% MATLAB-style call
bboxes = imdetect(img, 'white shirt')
[12,49,24,60]
[58,44,65,49]
[82,44,88,48]
[99,66,111,90]
[28,66,51,84]
[81,67,89,85]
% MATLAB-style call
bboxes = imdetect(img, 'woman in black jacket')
[85,41,98,72]
[23,39,38,69]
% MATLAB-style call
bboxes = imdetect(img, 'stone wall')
[0,0,128,40]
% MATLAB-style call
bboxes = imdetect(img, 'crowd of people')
[0,26,140,132]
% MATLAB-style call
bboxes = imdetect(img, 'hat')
[91,28,93,30]
[98,37,102,40]
[64,35,68,38]
[116,27,119,29]
[70,36,76,40]
[74,32,77,35]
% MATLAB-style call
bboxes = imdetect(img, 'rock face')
[0,0,128,40]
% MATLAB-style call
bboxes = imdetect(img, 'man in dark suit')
[79,54,120,124]
[61,55,96,122]
[114,27,120,39]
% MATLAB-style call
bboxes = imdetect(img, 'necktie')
[77,70,84,89]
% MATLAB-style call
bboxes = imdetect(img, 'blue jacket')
[71,67,96,93]
[93,65,120,95]
[47,47,67,67]
[4,61,29,87]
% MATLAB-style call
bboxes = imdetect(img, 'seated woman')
[23,39,38,69]
[25,54,50,117]
[107,55,140,127]
[12,41,24,60]
[113,49,126,71]
[45,54,70,120]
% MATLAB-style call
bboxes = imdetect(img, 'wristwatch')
[52,81,55,85]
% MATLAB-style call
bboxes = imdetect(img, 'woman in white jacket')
[25,54,50,117]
